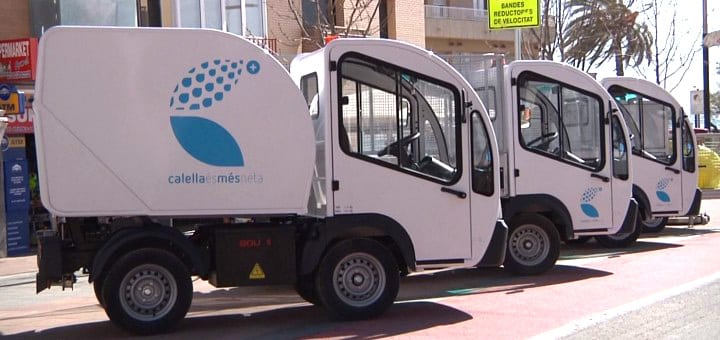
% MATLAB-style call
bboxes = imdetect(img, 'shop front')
[1,37,40,257]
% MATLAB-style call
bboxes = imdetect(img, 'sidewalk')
[0,250,37,277]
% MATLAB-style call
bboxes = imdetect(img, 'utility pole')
[702,0,712,129]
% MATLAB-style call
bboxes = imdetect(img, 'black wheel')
[565,236,591,245]
[504,214,560,275]
[595,213,644,248]
[295,274,319,305]
[640,216,668,233]
[93,274,106,307]
[101,248,193,335]
[316,238,399,320]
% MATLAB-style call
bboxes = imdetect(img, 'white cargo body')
[34,27,315,217]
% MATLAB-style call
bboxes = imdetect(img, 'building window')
[175,0,266,37]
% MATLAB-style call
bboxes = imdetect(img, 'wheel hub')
[119,264,177,321]
[510,224,549,266]
[333,253,385,307]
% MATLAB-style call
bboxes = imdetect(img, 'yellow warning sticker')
[249,263,266,280]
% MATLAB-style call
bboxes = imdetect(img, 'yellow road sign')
[488,0,540,30]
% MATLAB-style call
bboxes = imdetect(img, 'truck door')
[511,69,614,232]
[607,86,683,215]
[328,46,481,263]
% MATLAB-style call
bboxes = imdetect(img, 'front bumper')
[685,188,703,216]
[477,219,508,267]
[616,198,639,235]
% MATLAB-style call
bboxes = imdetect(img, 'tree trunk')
[613,38,624,76]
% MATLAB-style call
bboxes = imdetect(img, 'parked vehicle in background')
[450,55,638,274]
[602,77,702,236]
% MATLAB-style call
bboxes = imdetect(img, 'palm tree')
[562,0,653,76]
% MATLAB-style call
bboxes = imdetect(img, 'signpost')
[487,0,540,61]
[488,0,540,30]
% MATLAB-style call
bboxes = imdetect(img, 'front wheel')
[504,214,560,276]
[316,238,399,320]
[640,216,668,233]
[102,248,193,335]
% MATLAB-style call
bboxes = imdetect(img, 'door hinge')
[514,169,520,177]
[332,180,340,191]
[329,61,337,71]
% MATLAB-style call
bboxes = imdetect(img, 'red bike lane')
[306,218,720,339]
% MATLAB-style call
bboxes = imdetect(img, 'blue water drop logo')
[580,187,602,218]
[168,58,261,166]
[655,178,672,203]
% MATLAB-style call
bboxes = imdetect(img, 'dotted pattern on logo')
[657,177,673,191]
[169,59,261,111]
[581,187,602,203]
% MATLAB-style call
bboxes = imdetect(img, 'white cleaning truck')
[33,27,507,334]
[601,77,701,237]
[451,55,639,274]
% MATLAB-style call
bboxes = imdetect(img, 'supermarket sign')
[0,38,38,82]
[488,0,540,30]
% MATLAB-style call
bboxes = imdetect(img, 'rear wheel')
[504,214,560,275]
[93,274,106,307]
[595,214,644,248]
[294,274,319,305]
[102,248,193,335]
[316,238,399,320]
[640,216,668,233]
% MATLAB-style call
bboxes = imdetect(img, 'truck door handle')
[665,166,681,174]
[441,187,467,199]
[590,173,610,183]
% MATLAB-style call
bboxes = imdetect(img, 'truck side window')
[300,73,319,119]
[338,54,461,183]
[471,111,494,195]
[682,119,696,172]
[608,86,676,165]
[518,74,604,171]
[612,116,629,180]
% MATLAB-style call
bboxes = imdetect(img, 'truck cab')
[290,39,506,270]
[456,56,638,274]
[602,77,701,233]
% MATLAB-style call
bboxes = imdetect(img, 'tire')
[295,274,319,305]
[93,274,106,307]
[316,238,399,320]
[595,214,644,248]
[504,214,560,276]
[640,216,668,233]
[101,248,193,335]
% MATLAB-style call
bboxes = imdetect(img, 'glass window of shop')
[30,0,138,36]
[178,0,266,37]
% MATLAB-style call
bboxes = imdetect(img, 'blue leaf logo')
[168,59,261,166]
[656,191,671,203]
[170,116,244,166]
[581,203,599,218]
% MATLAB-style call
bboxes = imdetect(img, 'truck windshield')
[517,73,604,171]
[608,86,676,165]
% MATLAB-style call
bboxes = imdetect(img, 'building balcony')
[425,5,515,42]
[247,37,278,54]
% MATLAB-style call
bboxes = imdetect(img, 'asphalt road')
[1,200,720,339]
